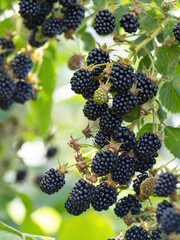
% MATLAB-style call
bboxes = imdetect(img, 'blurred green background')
[0,0,179,239]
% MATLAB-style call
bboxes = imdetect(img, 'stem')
[142,46,155,74]
[152,108,167,127]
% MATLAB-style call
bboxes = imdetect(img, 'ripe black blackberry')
[112,92,138,117]
[91,150,118,176]
[46,147,58,158]
[19,0,41,20]
[136,72,158,105]
[120,13,140,33]
[28,29,47,48]
[133,172,149,195]
[0,73,16,100]
[87,48,110,76]
[125,226,149,240]
[156,200,173,222]
[12,53,34,79]
[135,156,156,173]
[161,208,180,234]
[112,126,136,151]
[111,154,136,184]
[99,108,122,134]
[94,9,116,35]
[91,182,118,211]
[65,179,95,216]
[62,5,85,30]
[0,37,15,57]
[83,99,108,121]
[154,172,178,197]
[149,228,162,240]
[0,98,14,110]
[109,63,136,93]
[59,0,77,7]
[42,17,64,38]
[173,22,180,43]
[133,132,161,160]
[114,194,142,218]
[94,130,111,148]
[13,81,33,104]
[16,169,27,182]
[40,168,65,195]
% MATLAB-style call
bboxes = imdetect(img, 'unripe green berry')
[161,0,173,11]
[94,87,108,105]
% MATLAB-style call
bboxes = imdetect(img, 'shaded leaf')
[122,105,140,122]
[164,126,180,158]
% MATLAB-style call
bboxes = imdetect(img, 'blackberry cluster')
[109,63,136,93]
[42,17,64,38]
[62,5,85,30]
[112,126,136,151]
[46,147,58,158]
[136,72,158,105]
[99,108,122,134]
[114,194,142,218]
[149,228,162,240]
[13,81,33,104]
[0,37,15,58]
[0,73,16,101]
[94,9,116,35]
[40,168,65,195]
[125,226,149,240]
[16,169,27,182]
[91,150,118,176]
[135,156,156,173]
[94,130,111,148]
[154,172,178,197]
[133,172,149,195]
[87,48,110,76]
[59,0,77,7]
[173,22,180,43]
[156,200,173,222]
[160,208,180,234]
[112,92,138,117]
[111,154,136,184]
[0,99,14,110]
[19,0,41,19]
[91,182,118,211]
[12,53,34,79]
[65,179,95,216]
[83,99,108,121]
[133,132,161,160]
[28,28,47,48]
[120,13,140,33]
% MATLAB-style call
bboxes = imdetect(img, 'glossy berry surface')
[156,200,173,222]
[13,81,33,104]
[0,37,15,57]
[42,17,64,38]
[59,0,77,7]
[125,226,149,240]
[120,13,140,33]
[133,172,149,195]
[0,73,16,100]
[19,0,41,20]
[94,130,111,148]
[173,22,180,43]
[161,207,180,234]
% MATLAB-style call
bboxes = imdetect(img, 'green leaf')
[0,231,22,240]
[157,101,167,121]
[164,126,180,158]
[159,81,180,113]
[81,32,95,52]
[138,55,151,72]
[92,0,105,8]
[163,20,179,39]
[136,123,161,139]
[134,35,153,57]
[139,13,158,30]
[122,105,140,122]
[156,45,180,76]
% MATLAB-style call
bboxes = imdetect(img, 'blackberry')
[46,147,58,158]
[13,81,33,104]
[82,79,100,99]
[40,168,65,195]
[70,68,98,97]
[42,17,64,38]
[133,172,149,195]
[135,156,156,173]
[0,56,4,66]
[156,200,173,222]
[91,182,118,211]
[125,226,149,240]
[149,228,162,240]
[59,0,77,7]
[112,92,138,117]
[161,208,180,234]
[112,126,136,151]
[111,154,136,184]
[28,29,47,48]
[87,48,110,76]
[0,73,16,100]
[134,132,161,160]
[19,0,41,20]
[99,108,122,134]
[173,22,180,43]
[16,169,27,182]
[65,179,95,216]
[109,63,136,93]
[0,37,15,57]
[0,99,14,110]
[114,194,142,218]
[91,150,118,176]
[94,9,116,35]
[120,13,140,33]
[94,130,111,148]
[136,72,158,105]
[154,172,178,197]
[12,53,34,79]
[62,5,85,30]
[83,99,108,121]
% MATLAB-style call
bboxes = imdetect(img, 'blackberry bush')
[42,17,64,38]
[120,13,140,33]
[94,130,111,148]
[13,81,33,104]
[19,0,41,20]
[125,226,149,240]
